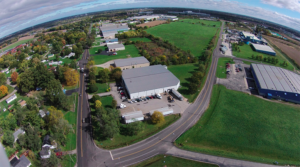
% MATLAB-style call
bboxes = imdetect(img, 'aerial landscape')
[0,0,300,167]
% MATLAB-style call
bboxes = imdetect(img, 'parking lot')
[111,84,190,115]
[217,60,253,93]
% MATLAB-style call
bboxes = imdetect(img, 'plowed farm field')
[264,36,300,66]
[136,20,166,28]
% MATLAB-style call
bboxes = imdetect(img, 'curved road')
[76,23,281,167]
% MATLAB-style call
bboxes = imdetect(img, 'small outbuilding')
[6,94,17,104]
[107,44,125,52]
[122,111,144,123]
[149,107,174,116]
[39,110,46,118]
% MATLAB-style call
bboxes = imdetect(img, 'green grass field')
[168,64,198,102]
[232,44,293,71]
[62,93,78,151]
[131,155,218,167]
[94,114,181,149]
[146,19,221,57]
[61,154,77,167]
[0,39,34,52]
[89,46,107,55]
[129,37,151,42]
[87,82,112,94]
[92,45,141,65]
[176,85,300,165]
[216,58,234,78]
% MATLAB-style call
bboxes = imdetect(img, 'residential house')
[13,129,25,143]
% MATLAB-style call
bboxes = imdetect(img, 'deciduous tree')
[64,68,79,86]
[95,100,102,109]
[0,85,8,98]
[151,111,164,124]
[0,72,6,85]
[2,131,14,147]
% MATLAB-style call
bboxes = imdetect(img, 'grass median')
[130,154,218,167]
[176,84,300,165]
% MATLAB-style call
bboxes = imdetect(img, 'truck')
[81,68,84,73]
[170,89,183,101]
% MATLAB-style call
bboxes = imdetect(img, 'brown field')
[264,35,300,66]
[18,35,35,41]
[136,20,166,28]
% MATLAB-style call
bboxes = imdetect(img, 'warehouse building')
[149,107,173,116]
[240,31,261,43]
[127,15,160,21]
[122,65,180,99]
[114,57,149,70]
[251,64,300,104]
[251,43,276,56]
[107,44,125,52]
[100,23,129,39]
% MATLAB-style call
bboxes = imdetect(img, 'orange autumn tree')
[64,68,79,86]
[0,85,8,98]
[11,72,18,83]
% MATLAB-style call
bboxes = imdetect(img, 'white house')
[48,61,63,66]
[1,68,9,73]
[39,110,46,118]
[40,145,51,159]
[63,52,75,59]
[48,54,54,58]
[6,94,17,104]
[25,56,32,60]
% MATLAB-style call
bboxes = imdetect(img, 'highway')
[76,23,280,167]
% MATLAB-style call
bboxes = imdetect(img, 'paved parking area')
[221,34,233,57]
[111,85,190,115]
[217,60,251,93]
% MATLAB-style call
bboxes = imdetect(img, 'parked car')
[136,98,141,102]
[128,100,133,103]
[117,87,123,91]
[156,94,162,99]
[132,99,137,103]
[121,92,125,95]
[120,103,126,109]
[146,96,150,100]
[142,98,147,101]
[82,118,85,123]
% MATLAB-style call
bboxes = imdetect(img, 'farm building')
[114,57,150,70]
[6,94,17,103]
[251,64,300,104]
[160,15,178,21]
[240,31,261,43]
[149,107,173,116]
[122,111,144,123]
[122,65,180,99]
[251,43,276,56]
[107,44,125,52]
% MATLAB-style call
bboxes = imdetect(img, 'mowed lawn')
[62,93,78,151]
[89,46,107,55]
[232,44,294,71]
[131,155,218,167]
[216,57,234,78]
[0,39,34,52]
[176,85,300,165]
[146,19,221,57]
[92,45,141,65]
[168,63,198,102]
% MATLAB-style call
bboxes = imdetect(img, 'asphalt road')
[76,23,281,167]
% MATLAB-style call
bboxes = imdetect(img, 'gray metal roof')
[107,44,125,50]
[149,107,173,115]
[6,94,17,103]
[15,156,31,167]
[114,57,149,67]
[122,111,144,120]
[252,64,300,93]
[252,44,275,53]
[100,24,129,32]
[102,31,117,38]
[122,65,180,94]
[13,129,24,141]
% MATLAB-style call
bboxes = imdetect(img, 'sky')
[0,0,300,39]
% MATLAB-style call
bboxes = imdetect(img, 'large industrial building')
[114,57,150,70]
[107,44,125,52]
[240,31,261,43]
[251,43,276,56]
[127,15,160,21]
[100,23,129,39]
[251,64,300,104]
[122,65,180,99]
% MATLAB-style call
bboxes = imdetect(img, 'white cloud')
[0,0,300,39]
[261,0,300,13]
